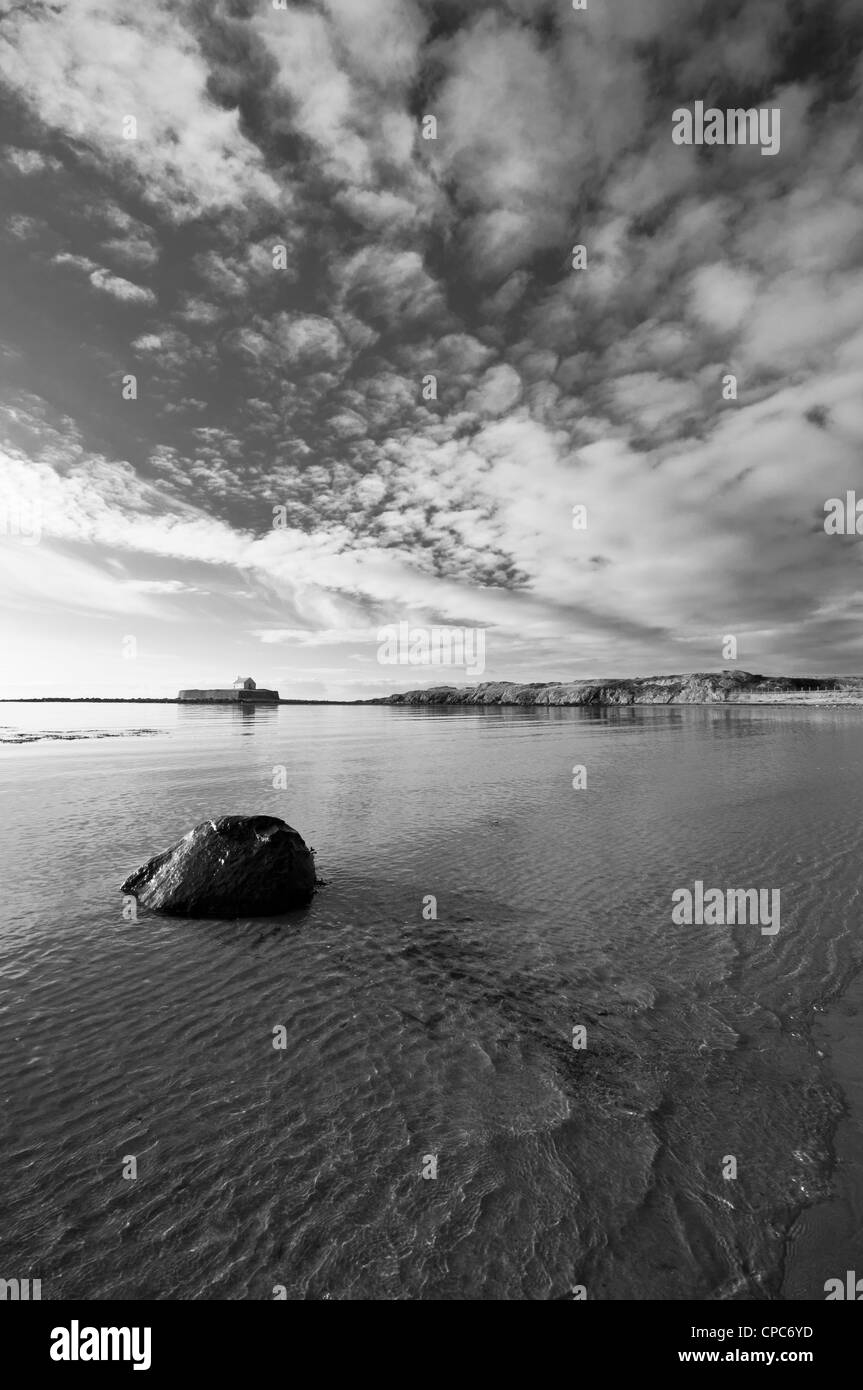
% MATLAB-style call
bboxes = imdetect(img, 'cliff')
[369,672,863,706]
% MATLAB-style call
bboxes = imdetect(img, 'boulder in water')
[121,815,317,917]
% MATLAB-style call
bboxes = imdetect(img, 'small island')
[177,675,280,704]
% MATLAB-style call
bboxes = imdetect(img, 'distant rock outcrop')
[121,815,317,917]
[369,672,853,706]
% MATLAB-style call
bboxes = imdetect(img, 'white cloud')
[3,145,62,174]
[0,0,281,220]
[53,252,156,304]
[689,264,758,333]
[465,363,523,417]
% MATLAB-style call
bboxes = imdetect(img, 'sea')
[1,700,862,1300]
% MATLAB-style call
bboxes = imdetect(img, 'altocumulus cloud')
[0,0,862,697]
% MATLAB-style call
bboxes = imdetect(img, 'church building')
[178,675,279,703]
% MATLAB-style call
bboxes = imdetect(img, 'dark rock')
[121,815,317,917]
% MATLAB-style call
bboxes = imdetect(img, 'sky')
[1,0,863,700]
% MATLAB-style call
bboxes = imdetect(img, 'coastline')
[370,672,863,707]
[0,697,357,705]
[7,673,863,709]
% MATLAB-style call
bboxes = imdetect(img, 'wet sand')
[782,967,863,1298]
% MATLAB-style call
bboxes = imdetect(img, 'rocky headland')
[370,671,863,706]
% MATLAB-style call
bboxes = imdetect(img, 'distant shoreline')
[6,670,863,708]
[0,697,356,705]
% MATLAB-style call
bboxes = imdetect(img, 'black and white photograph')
[1,0,863,1337]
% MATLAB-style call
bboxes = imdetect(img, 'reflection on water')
[0,702,862,1299]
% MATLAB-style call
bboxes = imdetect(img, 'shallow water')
[1,701,862,1300]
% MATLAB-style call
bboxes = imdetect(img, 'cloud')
[53,252,156,304]
[0,0,281,221]
[269,313,348,369]
[88,267,156,304]
[689,264,758,333]
[3,145,63,175]
[124,579,206,595]
[465,363,523,417]
[102,234,159,270]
